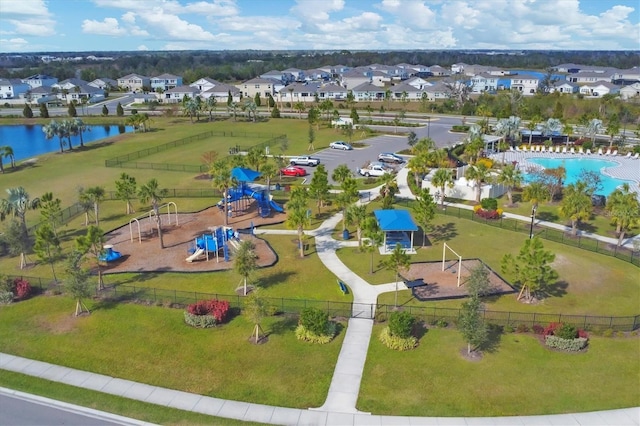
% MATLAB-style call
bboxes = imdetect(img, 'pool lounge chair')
[634,153,639,160]
[597,148,603,155]
[562,147,568,154]
[605,148,612,156]
[570,147,575,154]
[611,150,618,156]
[515,146,521,152]
[540,146,547,153]
[586,148,592,155]
[578,147,584,155]
[624,152,632,158]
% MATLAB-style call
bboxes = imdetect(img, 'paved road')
[0,389,151,426]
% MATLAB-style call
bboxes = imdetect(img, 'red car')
[281,165,307,177]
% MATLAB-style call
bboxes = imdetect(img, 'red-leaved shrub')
[532,324,545,335]
[13,278,31,300]
[475,209,500,219]
[187,299,230,323]
[543,322,561,336]
[544,322,588,339]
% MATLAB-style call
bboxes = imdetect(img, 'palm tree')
[562,121,574,148]
[182,97,198,123]
[495,164,523,206]
[431,168,454,208]
[362,217,384,274]
[294,102,306,119]
[522,181,550,210]
[587,118,603,143]
[606,183,640,247]
[0,145,15,172]
[380,243,411,307]
[285,187,310,258]
[331,164,352,185]
[336,176,359,231]
[242,98,257,122]
[525,115,541,147]
[234,240,258,296]
[559,181,592,236]
[0,187,40,268]
[346,204,368,249]
[465,163,492,203]
[138,179,169,249]
[70,118,89,148]
[210,160,235,226]
[407,153,429,189]
[260,163,277,199]
[42,120,65,153]
[206,96,217,121]
[606,115,621,149]
[76,225,106,289]
[379,173,398,209]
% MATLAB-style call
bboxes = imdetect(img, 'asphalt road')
[0,390,150,426]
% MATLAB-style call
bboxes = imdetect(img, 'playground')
[100,203,283,274]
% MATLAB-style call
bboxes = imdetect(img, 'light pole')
[427,116,431,138]
[529,204,538,239]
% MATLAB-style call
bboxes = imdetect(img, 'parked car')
[358,163,391,177]
[329,140,353,150]
[378,152,404,163]
[289,156,320,166]
[281,165,307,177]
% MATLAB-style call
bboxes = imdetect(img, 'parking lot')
[292,118,465,184]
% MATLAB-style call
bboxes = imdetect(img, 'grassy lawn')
[0,296,345,409]
[0,370,262,426]
[358,325,640,416]
[336,212,640,316]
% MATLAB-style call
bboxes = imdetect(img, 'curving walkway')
[1,171,638,425]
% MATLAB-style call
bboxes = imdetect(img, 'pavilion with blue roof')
[373,209,418,254]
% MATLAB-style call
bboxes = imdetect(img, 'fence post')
[154,288,156,303]
[174,289,177,304]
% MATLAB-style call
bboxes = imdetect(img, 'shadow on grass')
[480,323,502,354]
[261,270,295,289]
[537,211,559,222]
[540,279,569,299]
[429,222,457,243]
[268,314,298,336]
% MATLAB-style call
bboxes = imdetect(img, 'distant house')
[422,81,452,101]
[612,68,640,85]
[404,76,432,90]
[259,70,294,85]
[451,63,468,74]
[0,78,30,99]
[470,73,500,93]
[316,83,348,101]
[52,78,104,102]
[428,65,450,77]
[390,82,424,100]
[283,68,305,82]
[21,74,58,89]
[303,68,331,81]
[550,82,580,94]
[331,117,353,127]
[190,77,220,92]
[88,78,117,91]
[151,73,182,91]
[161,85,200,103]
[340,69,371,91]
[117,73,150,92]
[351,82,386,102]
[566,71,612,84]
[200,83,241,103]
[578,82,620,97]
[238,78,279,99]
[619,82,640,100]
[510,74,539,95]
[277,82,319,104]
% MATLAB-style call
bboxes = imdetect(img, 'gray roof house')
[162,85,200,103]
[578,81,619,97]
[340,69,372,91]
[316,83,348,101]
[88,78,117,90]
[619,82,640,100]
[151,73,183,91]
[549,82,580,94]
[470,73,500,93]
[351,82,387,102]
[21,74,58,88]
[201,83,241,103]
[390,82,424,100]
[117,74,150,91]
[0,78,31,99]
[277,82,320,103]
[238,78,280,99]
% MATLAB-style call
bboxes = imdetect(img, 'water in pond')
[0,124,132,162]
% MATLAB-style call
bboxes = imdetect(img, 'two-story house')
[0,78,31,99]
[151,74,182,91]
[510,74,540,95]
[470,73,500,93]
[200,83,241,103]
[88,78,117,91]
[117,73,151,92]
[21,74,58,89]
[238,78,279,99]
[340,69,371,91]
[351,82,386,102]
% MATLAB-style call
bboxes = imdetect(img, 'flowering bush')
[475,208,501,219]
[532,324,545,334]
[186,299,230,322]
[543,322,588,351]
[379,326,418,351]
[473,205,482,213]
[13,278,32,300]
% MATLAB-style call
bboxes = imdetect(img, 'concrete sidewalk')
[2,353,638,425]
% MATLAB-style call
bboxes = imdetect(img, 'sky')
[0,0,639,53]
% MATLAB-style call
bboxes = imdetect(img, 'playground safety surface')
[101,203,284,273]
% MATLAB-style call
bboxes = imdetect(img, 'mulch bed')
[401,259,515,300]
[101,202,286,274]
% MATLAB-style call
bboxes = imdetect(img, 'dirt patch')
[459,347,484,362]
[402,259,515,300]
[35,313,80,334]
[101,203,286,274]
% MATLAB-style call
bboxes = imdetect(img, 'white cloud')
[0,0,50,17]
[7,19,55,36]
[0,37,29,51]
[139,8,216,41]
[376,0,436,29]
[82,17,128,36]
[121,11,137,24]
[1,0,56,37]
[137,44,149,50]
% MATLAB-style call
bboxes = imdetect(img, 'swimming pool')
[525,157,632,196]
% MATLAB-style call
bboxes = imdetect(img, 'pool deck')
[492,150,640,198]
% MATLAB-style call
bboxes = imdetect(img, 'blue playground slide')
[99,245,122,262]
[269,200,284,212]
[223,185,284,218]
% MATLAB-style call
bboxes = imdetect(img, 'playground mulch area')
[401,260,515,300]
[101,202,285,274]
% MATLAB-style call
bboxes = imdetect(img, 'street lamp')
[427,116,431,138]
[529,204,538,239]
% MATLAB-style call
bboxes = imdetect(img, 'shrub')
[476,208,501,219]
[481,198,498,211]
[183,312,218,328]
[504,324,515,333]
[532,324,545,334]
[516,323,529,333]
[602,329,614,338]
[496,208,504,217]
[0,291,13,305]
[186,299,230,323]
[473,205,482,213]
[13,278,32,299]
[295,322,337,344]
[431,318,448,328]
[300,307,329,336]
[476,158,494,169]
[379,326,418,351]
[388,311,415,339]
[545,335,588,351]
[555,323,578,340]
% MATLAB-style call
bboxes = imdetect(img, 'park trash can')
[342,229,350,240]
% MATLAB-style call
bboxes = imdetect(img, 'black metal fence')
[7,277,639,331]
[104,130,286,171]
[394,197,640,267]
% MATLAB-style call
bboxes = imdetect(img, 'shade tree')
[501,237,558,302]
[138,179,169,249]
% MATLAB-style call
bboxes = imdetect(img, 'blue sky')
[1,0,639,53]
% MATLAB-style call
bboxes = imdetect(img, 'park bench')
[337,279,348,295]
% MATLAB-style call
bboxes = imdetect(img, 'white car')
[329,141,353,150]
[358,164,391,177]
